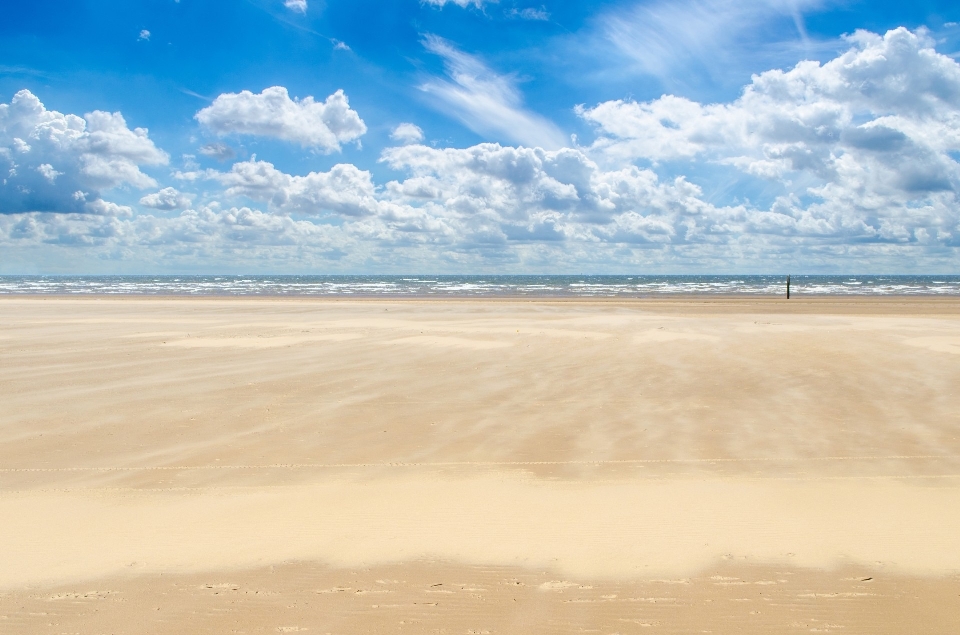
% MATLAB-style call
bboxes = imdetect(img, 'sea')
[0,275,958,297]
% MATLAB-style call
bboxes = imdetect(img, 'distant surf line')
[2,274,960,297]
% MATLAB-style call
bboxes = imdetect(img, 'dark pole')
[786,275,791,299]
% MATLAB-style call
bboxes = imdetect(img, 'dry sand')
[1,296,959,633]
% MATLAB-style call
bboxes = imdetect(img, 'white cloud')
[36,163,60,182]
[182,144,718,251]
[195,86,366,152]
[198,142,235,161]
[378,143,715,244]
[81,110,169,188]
[211,158,381,217]
[84,198,134,218]
[5,134,959,270]
[139,187,193,211]
[138,30,150,41]
[4,29,959,272]
[0,89,168,214]
[390,123,424,145]
[420,35,567,150]
[581,28,960,185]
[0,206,352,269]
[283,0,307,13]
[507,7,549,20]
[578,28,960,249]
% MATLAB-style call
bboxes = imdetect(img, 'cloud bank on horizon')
[1,0,959,273]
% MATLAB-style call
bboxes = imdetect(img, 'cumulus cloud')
[390,123,425,145]
[211,158,381,217]
[139,187,193,210]
[199,104,955,259]
[579,28,960,244]
[283,0,307,13]
[378,143,713,244]
[5,135,959,270]
[420,35,567,150]
[138,30,150,41]
[0,89,168,214]
[195,86,366,152]
[183,144,711,250]
[84,198,134,218]
[36,163,60,182]
[198,142,235,161]
[4,29,959,271]
[0,206,351,269]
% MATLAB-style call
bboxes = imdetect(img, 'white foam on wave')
[1,275,958,297]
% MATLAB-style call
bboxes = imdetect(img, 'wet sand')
[1,296,959,633]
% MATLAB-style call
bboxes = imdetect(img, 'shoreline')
[3,293,960,314]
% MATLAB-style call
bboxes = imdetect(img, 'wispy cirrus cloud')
[419,35,567,149]
[283,0,307,14]
[507,7,550,21]
[602,0,833,90]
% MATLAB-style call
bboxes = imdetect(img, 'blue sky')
[2,0,960,273]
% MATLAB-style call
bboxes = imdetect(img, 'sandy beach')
[2,295,959,633]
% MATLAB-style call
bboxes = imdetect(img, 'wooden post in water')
[786,275,791,299]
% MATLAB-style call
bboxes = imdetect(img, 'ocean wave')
[1,275,959,296]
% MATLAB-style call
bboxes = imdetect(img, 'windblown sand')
[1,296,959,633]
